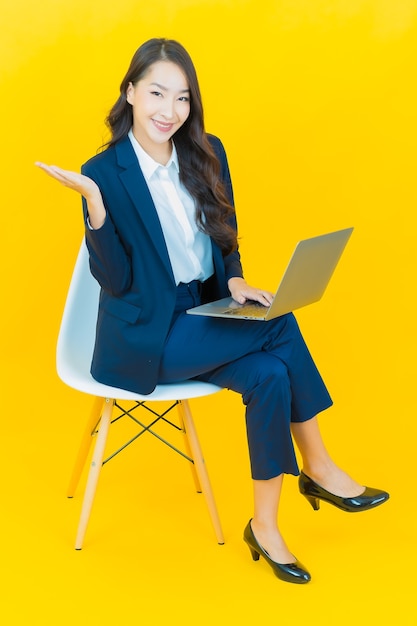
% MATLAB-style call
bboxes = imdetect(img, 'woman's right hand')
[35,162,106,229]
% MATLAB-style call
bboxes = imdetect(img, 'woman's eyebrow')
[150,82,190,93]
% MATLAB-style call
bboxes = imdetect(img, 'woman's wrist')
[228,276,246,290]
[86,194,106,229]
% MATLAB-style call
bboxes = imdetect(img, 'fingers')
[250,291,274,306]
[35,161,59,174]
[229,277,275,306]
[35,162,70,184]
[35,162,97,198]
[237,289,274,306]
[34,161,54,176]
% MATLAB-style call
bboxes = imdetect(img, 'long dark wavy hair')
[104,38,237,255]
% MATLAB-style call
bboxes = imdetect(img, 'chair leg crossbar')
[102,400,193,465]
[67,396,224,549]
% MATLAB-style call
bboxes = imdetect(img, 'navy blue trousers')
[157,282,333,480]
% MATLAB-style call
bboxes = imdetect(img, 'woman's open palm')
[35,162,100,200]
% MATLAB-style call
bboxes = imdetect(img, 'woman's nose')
[160,98,175,119]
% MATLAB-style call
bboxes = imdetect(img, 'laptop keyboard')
[222,302,269,317]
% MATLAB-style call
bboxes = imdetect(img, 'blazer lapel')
[115,137,174,278]
[114,136,225,291]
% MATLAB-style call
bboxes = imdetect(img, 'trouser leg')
[158,300,332,479]
[196,351,298,479]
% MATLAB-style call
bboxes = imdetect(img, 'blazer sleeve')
[81,160,133,297]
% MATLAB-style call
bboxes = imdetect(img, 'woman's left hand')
[228,277,274,306]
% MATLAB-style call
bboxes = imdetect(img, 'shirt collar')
[128,128,179,180]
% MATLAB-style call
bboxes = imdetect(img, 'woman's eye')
[151,91,162,97]
[178,96,190,102]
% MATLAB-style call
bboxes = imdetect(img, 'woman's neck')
[131,129,172,165]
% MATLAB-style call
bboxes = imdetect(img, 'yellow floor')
[1,354,414,626]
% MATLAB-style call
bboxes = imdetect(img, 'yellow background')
[1,1,416,624]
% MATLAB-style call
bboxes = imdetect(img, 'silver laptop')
[187,227,354,321]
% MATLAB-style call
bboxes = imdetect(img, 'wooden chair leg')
[67,396,104,497]
[178,404,202,494]
[74,398,114,550]
[178,400,225,545]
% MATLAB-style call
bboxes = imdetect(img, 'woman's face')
[126,60,191,162]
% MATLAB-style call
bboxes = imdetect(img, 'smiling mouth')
[152,119,175,132]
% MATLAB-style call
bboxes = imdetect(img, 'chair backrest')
[56,241,100,385]
[56,240,222,401]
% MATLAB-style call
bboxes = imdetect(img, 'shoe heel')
[246,544,260,561]
[304,494,320,511]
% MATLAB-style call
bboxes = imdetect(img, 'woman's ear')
[126,82,134,104]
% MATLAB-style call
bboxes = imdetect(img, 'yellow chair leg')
[67,396,104,498]
[178,400,225,545]
[74,398,114,550]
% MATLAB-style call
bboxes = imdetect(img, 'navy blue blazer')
[81,134,243,394]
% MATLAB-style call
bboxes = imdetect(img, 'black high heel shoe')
[299,471,389,512]
[243,520,311,584]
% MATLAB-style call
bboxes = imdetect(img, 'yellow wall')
[3,0,416,423]
[1,2,417,621]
